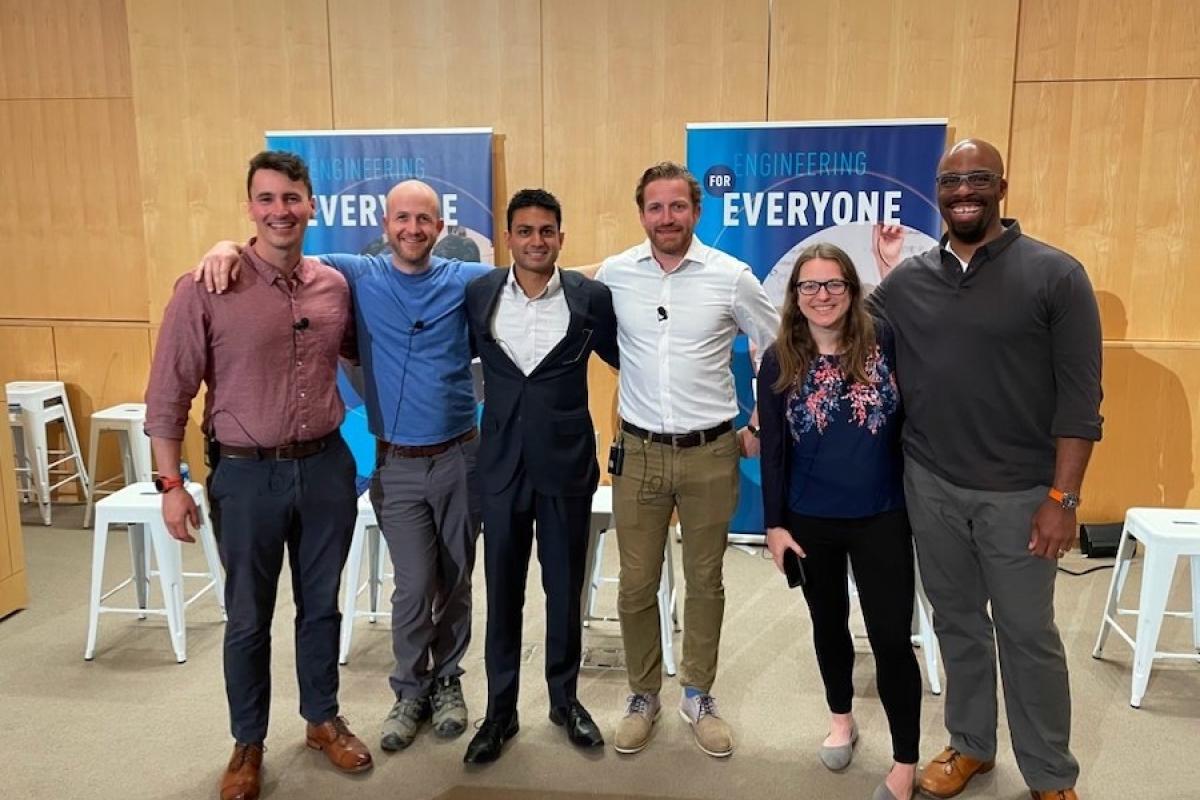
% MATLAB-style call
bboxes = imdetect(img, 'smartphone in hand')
[783,548,806,588]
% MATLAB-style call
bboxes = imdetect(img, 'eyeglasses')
[795,279,849,296]
[935,171,1001,190]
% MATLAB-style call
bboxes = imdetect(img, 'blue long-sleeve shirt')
[758,321,905,524]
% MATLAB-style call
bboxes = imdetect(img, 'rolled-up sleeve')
[1049,265,1103,441]
[144,277,209,441]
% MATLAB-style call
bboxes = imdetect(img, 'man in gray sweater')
[870,139,1101,800]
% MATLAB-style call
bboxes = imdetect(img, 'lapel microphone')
[656,306,668,322]
[292,317,310,331]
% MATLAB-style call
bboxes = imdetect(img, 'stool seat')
[1093,507,1200,707]
[92,403,149,422]
[84,481,225,663]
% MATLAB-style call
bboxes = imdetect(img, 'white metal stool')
[338,492,392,664]
[847,550,943,694]
[1093,507,1200,707]
[84,481,225,663]
[83,403,151,528]
[582,486,680,676]
[7,406,36,504]
[6,380,91,525]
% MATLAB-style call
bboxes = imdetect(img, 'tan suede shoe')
[1030,790,1078,800]
[305,716,373,773]
[219,743,263,800]
[918,746,995,798]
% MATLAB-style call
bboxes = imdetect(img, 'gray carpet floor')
[2,503,1198,799]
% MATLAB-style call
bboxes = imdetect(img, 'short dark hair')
[246,150,313,198]
[506,188,562,231]
[635,161,701,211]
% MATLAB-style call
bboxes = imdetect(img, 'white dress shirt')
[490,267,570,375]
[596,237,779,434]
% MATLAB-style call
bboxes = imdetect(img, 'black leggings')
[787,508,921,764]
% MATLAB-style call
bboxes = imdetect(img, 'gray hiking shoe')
[380,696,430,751]
[431,676,468,738]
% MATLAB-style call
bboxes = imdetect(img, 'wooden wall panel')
[0,99,149,320]
[0,0,132,99]
[768,0,1019,154]
[0,409,29,618]
[329,0,543,225]
[125,0,334,323]
[1083,340,1200,523]
[1007,79,1200,342]
[0,326,56,385]
[1017,0,1200,82]
[52,325,153,499]
[543,0,769,266]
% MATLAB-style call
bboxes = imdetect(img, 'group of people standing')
[144,137,1101,800]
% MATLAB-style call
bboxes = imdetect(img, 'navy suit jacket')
[465,267,619,497]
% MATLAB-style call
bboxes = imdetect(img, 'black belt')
[218,431,338,461]
[620,420,733,449]
[378,428,477,459]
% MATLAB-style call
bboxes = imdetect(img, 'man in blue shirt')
[196,179,491,754]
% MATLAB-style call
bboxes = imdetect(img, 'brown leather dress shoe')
[219,742,263,800]
[1030,790,1078,800]
[919,746,995,798]
[305,716,374,773]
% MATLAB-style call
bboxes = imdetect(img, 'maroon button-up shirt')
[145,242,355,448]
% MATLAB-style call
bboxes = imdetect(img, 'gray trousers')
[904,456,1079,791]
[370,435,481,699]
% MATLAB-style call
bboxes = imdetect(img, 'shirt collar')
[243,237,314,285]
[633,235,710,273]
[938,219,1023,265]
[506,265,562,300]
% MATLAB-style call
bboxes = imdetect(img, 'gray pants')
[370,435,482,699]
[904,457,1079,792]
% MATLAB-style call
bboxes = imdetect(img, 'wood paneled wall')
[1,0,1197,530]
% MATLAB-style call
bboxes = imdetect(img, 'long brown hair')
[772,242,876,392]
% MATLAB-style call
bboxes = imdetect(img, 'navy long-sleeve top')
[758,320,905,525]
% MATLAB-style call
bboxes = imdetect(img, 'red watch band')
[156,475,185,493]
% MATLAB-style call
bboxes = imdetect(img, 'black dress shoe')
[549,701,604,748]
[463,715,519,764]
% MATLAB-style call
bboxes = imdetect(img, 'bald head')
[939,138,1005,176]
[384,179,444,272]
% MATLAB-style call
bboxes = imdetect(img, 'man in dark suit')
[462,189,619,763]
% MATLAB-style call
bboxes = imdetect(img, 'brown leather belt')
[620,419,733,449]
[218,431,338,461]
[378,428,477,459]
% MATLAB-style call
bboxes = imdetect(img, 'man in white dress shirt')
[597,162,780,758]
[462,189,619,764]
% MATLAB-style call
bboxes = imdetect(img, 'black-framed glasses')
[795,279,849,296]
[935,171,1001,190]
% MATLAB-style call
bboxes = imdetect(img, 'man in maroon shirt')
[145,151,372,800]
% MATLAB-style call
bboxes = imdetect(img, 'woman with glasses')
[757,242,921,800]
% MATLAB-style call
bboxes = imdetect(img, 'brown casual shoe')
[919,746,995,798]
[1030,790,1078,800]
[305,716,374,773]
[219,742,263,800]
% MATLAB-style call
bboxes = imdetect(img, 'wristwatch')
[1048,487,1080,510]
[154,475,185,494]
[745,424,760,438]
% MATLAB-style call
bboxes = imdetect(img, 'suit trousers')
[371,435,482,699]
[481,469,593,719]
[613,429,740,695]
[207,437,358,744]
[904,456,1079,791]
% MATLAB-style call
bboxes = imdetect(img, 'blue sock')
[683,686,703,700]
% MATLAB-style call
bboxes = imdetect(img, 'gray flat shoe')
[819,722,858,771]
[871,782,899,800]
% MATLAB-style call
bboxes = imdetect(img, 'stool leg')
[914,561,942,694]
[1191,556,1200,651]
[339,520,367,665]
[586,528,607,621]
[10,424,31,501]
[369,526,385,619]
[150,522,187,663]
[28,412,52,525]
[659,535,676,677]
[60,394,91,501]
[1094,527,1134,657]
[131,419,152,482]
[84,509,112,660]
[195,491,226,620]
[82,423,103,528]
[128,522,149,619]
[1130,546,1176,707]
[117,429,136,484]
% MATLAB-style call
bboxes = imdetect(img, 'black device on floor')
[1080,522,1124,558]
[783,549,807,588]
